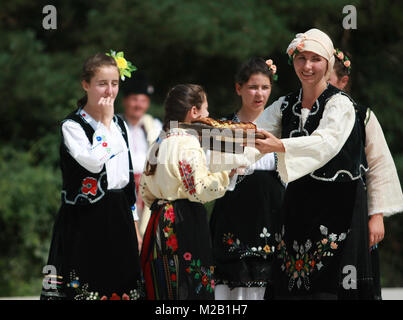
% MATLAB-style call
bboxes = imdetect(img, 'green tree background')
[0,0,402,296]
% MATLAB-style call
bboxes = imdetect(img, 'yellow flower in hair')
[106,50,137,81]
[115,56,128,70]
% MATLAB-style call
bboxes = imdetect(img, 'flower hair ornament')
[286,33,306,65]
[106,50,137,81]
[333,48,351,74]
[265,59,278,81]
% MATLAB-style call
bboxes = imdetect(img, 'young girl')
[255,29,375,299]
[41,52,143,300]
[139,84,254,300]
[329,49,403,299]
[209,58,285,300]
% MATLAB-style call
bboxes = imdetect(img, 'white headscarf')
[286,28,335,80]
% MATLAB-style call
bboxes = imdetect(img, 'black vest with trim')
[60,110,136,206]
[280,84,368,182]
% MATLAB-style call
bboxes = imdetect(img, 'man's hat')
[121,71,154,97]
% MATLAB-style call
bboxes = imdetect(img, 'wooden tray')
[178,122,264,153]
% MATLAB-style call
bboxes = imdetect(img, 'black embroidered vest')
[60,110,136,206]
[280,84,368,182]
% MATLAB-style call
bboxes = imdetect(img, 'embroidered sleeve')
[365,111,403,216]
[62,120,124,173]
[178,147,230,203]
[277,93,355,183]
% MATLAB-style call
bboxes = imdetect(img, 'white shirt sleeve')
[227,173,239,191]
[62,120,124,173]
[365,111,403,216]
[154,118,163,133]
[208,146,261,173]
[276,93,356,183]
[255,96,285,138]
[248,152,276,172]
[132,205,139,221]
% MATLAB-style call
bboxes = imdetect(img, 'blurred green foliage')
[0,0,402,296]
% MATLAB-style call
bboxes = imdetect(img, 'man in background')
[120,71,162,243]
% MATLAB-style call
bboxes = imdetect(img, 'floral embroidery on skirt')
[275,225,349,291]
[223,227,275,259]
[141,200,215,300]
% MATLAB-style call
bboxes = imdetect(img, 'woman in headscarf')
[255,28,375,300]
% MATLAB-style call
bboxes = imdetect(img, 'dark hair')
[144,84,206,176]
[333,51,352,93]
[162,84,206,131]
[235,57,274,85]
[77,53,118,108]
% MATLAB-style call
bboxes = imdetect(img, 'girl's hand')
[229,166,247,177]
[229,168,237,177]
[369,213,384,248]
[253,129,285,154]
[98,96,115,129]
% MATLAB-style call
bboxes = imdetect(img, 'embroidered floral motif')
[82,177,98,196]
[185,257,215,294]
[179,160,196,195]
[223,227,275,259]
[66,270,144,300]
[162,203,178,253]
[167,257,178,291]
[166,235,178,252]
[164,204,175,223]
[156,201,215,297]
[158,202,179,295]
[275,225,348,291]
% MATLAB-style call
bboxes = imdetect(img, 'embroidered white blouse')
[140,128,257,207]
[256,94,403,217]
[61,109,139,220]
[364,111,403,216]
[256,93,356,184]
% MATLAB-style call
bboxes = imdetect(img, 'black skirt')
[40,189,144,300]
[272,175,375,300]
[141,199,215,300]
[209,171,285,290]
